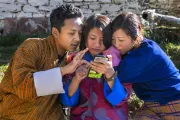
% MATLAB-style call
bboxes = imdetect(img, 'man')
[0,4,88,120]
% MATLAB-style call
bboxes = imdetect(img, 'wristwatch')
[104,71,117,81]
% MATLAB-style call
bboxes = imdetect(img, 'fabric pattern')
[62,52,131,120]
[0,36,64,120]
[134,100,180,120]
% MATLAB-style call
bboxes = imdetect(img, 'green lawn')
[0,65,8,81]
[0,46,18,82]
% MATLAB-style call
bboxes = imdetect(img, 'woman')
[60,14,131,120]
[109,12,180,119]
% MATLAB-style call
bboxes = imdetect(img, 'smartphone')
[88,55,108,78]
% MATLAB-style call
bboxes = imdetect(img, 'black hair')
[50,4,83,32]
[80,14,112,50]
[111,12,142,40]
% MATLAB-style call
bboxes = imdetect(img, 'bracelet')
[104,71,117,81]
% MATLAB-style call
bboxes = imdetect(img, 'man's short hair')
[50,4,83,32]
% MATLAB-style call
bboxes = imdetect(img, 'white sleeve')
[33,67,65,96]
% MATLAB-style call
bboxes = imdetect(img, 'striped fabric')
[134,100,180,120]
[0,36,65,120]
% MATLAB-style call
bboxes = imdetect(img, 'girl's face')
[112,29,135,55]
[86,27,105,56]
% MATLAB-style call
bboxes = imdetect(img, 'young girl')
[60,14,131,120]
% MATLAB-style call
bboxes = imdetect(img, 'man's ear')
[52,27,59,38]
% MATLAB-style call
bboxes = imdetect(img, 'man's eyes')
[69,32,75,35]
[69,31,82,35]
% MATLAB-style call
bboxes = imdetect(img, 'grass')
[0,65,8,82]
[0,33,48,47]
[0,46,17,82]
[0,46,18,65]
[128,92,144,118]
[164,43,180,69]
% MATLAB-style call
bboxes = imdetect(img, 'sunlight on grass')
[0,65,8,82]
[164,43,180,69]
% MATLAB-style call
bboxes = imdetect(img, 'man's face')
[54,18,82,52]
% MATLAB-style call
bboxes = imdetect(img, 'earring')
[132,42,136,48]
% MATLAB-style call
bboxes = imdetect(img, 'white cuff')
[33,67,65,96]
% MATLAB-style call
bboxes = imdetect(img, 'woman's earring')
[132,42,136,48]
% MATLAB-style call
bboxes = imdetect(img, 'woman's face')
[86,27,105,56]
[112,29,135,55]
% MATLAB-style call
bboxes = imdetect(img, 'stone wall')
[0,0,179,35]
[0,0,143,19]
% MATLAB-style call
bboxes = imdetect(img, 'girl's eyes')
[112,38,124,42]
[89,37,103,42]
[90,37,96,40]
[118,39,124,42]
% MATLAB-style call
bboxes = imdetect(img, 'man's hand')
[60,48,89,76]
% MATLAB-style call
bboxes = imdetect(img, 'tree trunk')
[142,10,180,28]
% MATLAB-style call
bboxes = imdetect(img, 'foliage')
[0,33,48,47]
[0,65,8,82]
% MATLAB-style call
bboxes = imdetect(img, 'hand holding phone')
[88,55,108,78]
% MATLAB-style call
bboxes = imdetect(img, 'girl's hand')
[68,62,90,97]
[90,55,115,79]
[74,63,90,82]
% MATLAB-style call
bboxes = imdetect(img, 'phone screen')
[88,55,108,78]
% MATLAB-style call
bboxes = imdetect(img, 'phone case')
[88,55,108,78]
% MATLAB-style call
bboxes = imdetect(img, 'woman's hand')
[90,55,115,79]
[60,48,89,76]
[74,63,90,82]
